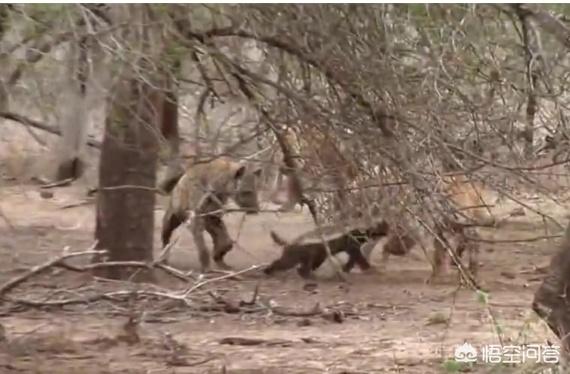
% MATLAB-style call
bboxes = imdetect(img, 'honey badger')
[161,157,263,272]
[264,220,390,279]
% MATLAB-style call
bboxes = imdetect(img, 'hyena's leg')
[361,241,377,262]
[279,174,301,212]
[190,217,211,273]
[331,174,349,214]
[427,227,453,284]
[456,227,480,278]
[204,214,234,270]
[269,169,285,204]
[343,253,357,273]
[380,231,417,270]
[161,208,189,264]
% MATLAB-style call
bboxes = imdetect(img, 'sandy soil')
[0,180,567,374]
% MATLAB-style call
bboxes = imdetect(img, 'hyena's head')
[232,163,263,215]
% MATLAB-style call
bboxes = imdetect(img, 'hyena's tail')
[269,230,289,247]
[162,208,189,247]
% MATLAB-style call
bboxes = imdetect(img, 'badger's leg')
[297,254,317,279]
[205,214,234,270]
[345,246,373,273]
[264,249,301,275]
[190,217,211,273]
[310,249,328,271]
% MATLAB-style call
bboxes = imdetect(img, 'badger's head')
[363,220,390,239]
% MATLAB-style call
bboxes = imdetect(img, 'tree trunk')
[0,5,11,112]
[54,37,90,181]
[157,75,184,194]
[94,76,162,280]
[515,5,540,158]
[522,7,570,365]
[93,4,167,280]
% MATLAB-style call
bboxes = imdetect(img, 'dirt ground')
[0,179,567,374]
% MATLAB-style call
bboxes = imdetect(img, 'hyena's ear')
[253,167,263,177]
[234,165,247,180]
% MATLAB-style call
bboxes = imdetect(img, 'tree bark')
[156,74,184,194]
[515,5,540,158]
[521,6,570,363]
[94,77,162,280]
[93,4,166,280]
[0,5,12,112]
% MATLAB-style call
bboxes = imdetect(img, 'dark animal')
[264,220,390,279]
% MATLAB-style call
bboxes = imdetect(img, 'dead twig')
[169,355,218,367]
[60,200,94,210]
[271,303,323,317]
[240,283,259,306]
[183,265,263,297]
[0,243,103,297]
[7,289,192,308]
[54,238,197,284]
[219,337,294,347]
[40,177,75,189]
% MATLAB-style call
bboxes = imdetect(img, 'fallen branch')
[55,238,198,284]
[170,355,218,368]
[57,259,195,284]
[271,303,323,317]
[183,265,263,297]
[219,337,294,347]
[40,177,75,189]
[0,243,103,297]
[60,200,94,210]
[7,289,193,308]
